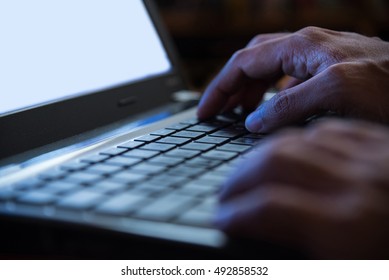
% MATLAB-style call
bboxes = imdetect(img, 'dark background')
[154,0,389,90]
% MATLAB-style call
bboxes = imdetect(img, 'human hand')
[216,119,389,259]
[197,27,389,133]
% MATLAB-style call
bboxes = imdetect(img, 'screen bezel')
[0,0,187,160]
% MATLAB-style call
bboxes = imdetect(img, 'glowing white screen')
[0,0,171,116]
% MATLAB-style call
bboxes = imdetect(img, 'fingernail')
[245,111,263,132]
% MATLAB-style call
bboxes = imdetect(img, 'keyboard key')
[39,169,68,181]
[217,143,251,153]
[147,155,184,167]
[175,197,218,227]
[150,129,174,136]
[177,181,215,196]
[118,141,144,149]
[195,136,229,145]
[17,191,57,205]
[65,173,103,185]
[134,134,161,142]
[201,150,237,161]
[164,149,200,159]
[196,197,218,213]
[231,137,260,145]
[88,181,128,194]
[197,173,226,185]
[133,193,197,221]
[99,147,127,156]
[165,123,190,130]
[80,154,109,164]
[131,181,169,195]
[130,163,166,175]
[191,179,222,190]
[180,143,215,152]
[157,137,190,145]
[147,174,187,188]
[122,149,159,159]
[140,143,176,152]
[39,181,80,195]
[187,124,218,133]
[210,128,246,138]
[104,156,142,167]
[215,113,241,123]
[243,133,266,139]
[180,118,199,125]
[184,157,222,168]
[200,118,232,127]
[167,166,206,178]
[61,161,89,171]
[213,164,236,175]
[172,131,205,139]
[57,190,105,210]
[109,172,147,184]
[176,208,214,227]
[95,192,146,215]
[85,164,122,176]
[233,121,246,129]
[14,177,44,190]
[0,187,19,201]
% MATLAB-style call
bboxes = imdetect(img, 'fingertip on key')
[245,112,263,133]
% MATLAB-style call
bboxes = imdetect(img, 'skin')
[197,27,389,258]
[197,26,389,133]
[216,120,389,258]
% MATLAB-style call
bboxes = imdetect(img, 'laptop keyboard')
[2,116,265,228]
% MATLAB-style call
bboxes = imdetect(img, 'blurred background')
[154,0,389,91]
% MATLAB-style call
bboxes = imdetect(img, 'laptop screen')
[0,0,171,117]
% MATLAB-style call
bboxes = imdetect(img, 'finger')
[222,33,292,113]
[220,130,351,201]
[197,30,334,120]
[197,35,295,120]
[238,33,291,112]
[246,32,290,47]
[197,56,252,120]
[215,184,347,255]
[304,119,389,160]
[222,81,271,113]
[309,119,389,142]
[278,76,303,90]
[245,70,333,133]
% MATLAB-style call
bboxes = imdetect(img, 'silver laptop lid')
[0,0,187,162]
[0,0,172,117]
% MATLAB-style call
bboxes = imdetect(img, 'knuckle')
[372,36,383,41]
[271,91,294,118]
[258,190,280,214]
[318,64,350,110]
[295,27,346,64]
[230,49,247,62]
[263,131,301,162]
[311,122,333,134]
[260,141,286,167]
[247,35,263,46]
[298,26,325,38]
[307,120,340,138]
[294,26,328,47]
[293,26,326,45]
[325,63,349,91]
[226,49,249,71]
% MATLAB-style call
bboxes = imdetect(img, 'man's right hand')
[197,27,389,133]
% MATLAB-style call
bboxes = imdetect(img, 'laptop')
[0,0,299,258]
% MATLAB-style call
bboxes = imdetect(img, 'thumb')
[245,72,332,133]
